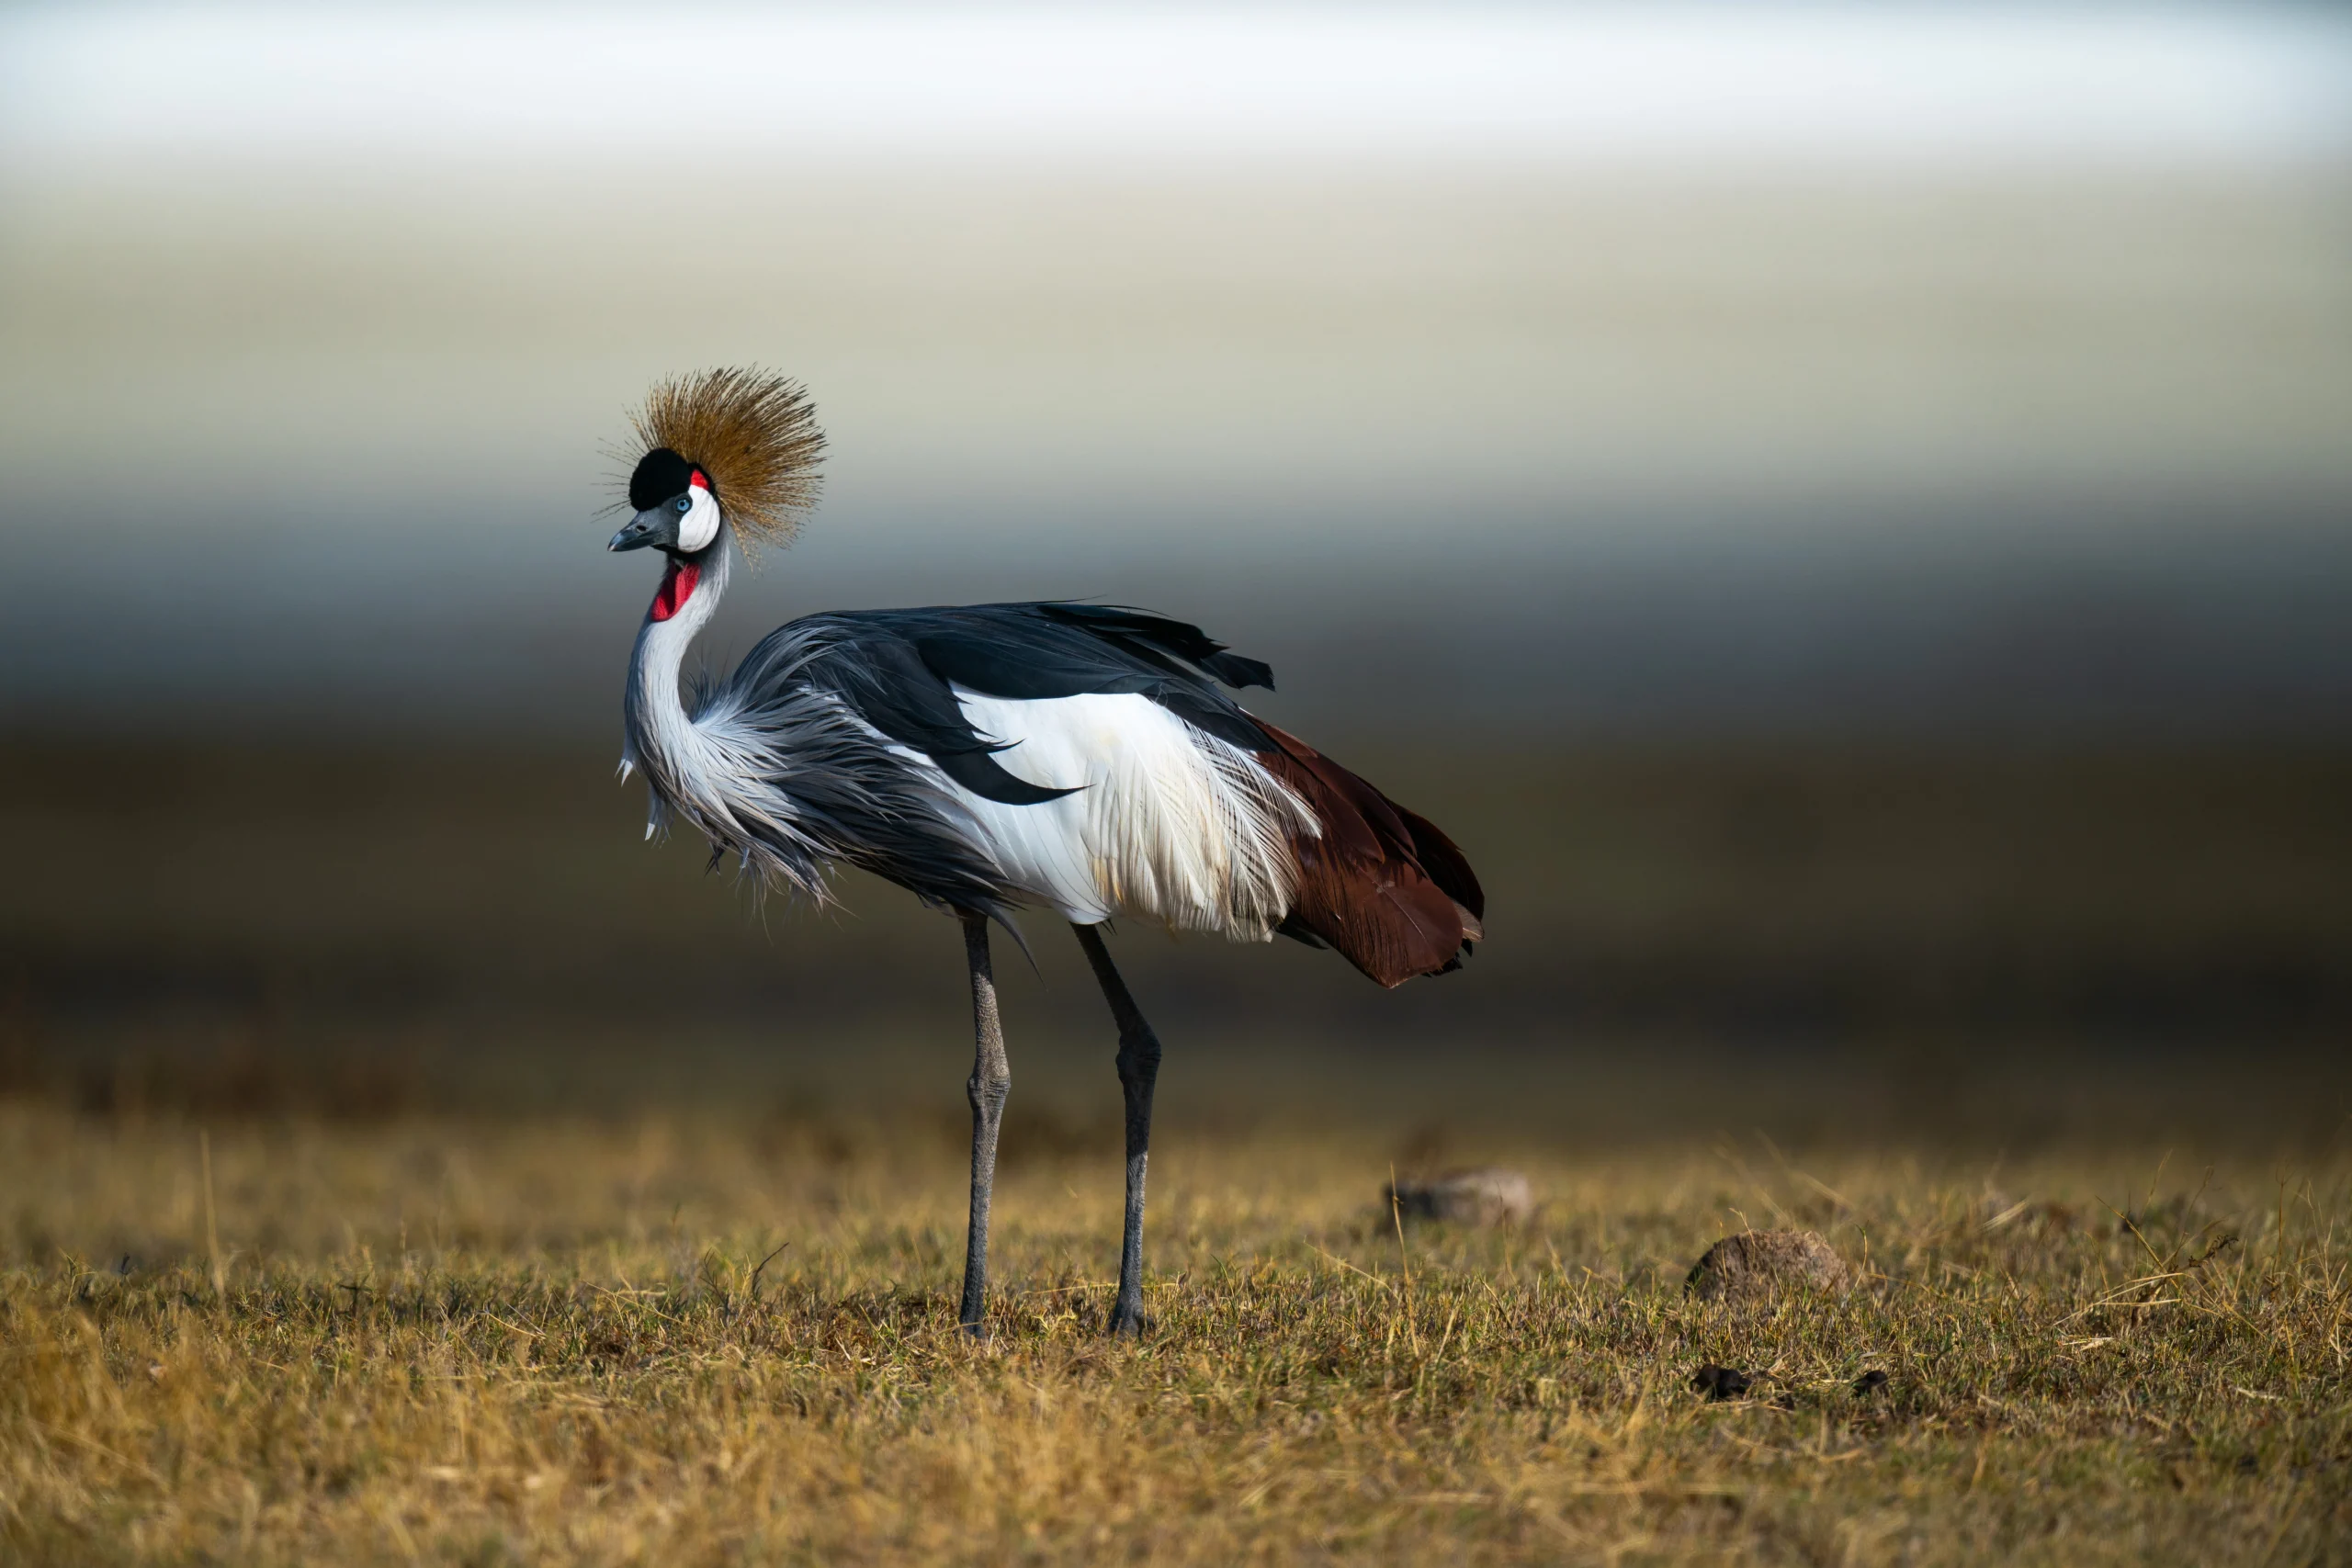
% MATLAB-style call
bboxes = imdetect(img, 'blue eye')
[674,496,692,513]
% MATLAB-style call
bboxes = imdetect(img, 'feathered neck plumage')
[612,528,864,908]
[622,533,734,827]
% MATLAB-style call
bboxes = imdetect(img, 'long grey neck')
[623,532,733,788]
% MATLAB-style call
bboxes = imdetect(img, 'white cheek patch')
[677,487,721,552]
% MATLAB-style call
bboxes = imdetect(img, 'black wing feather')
[1033,604,1277,690]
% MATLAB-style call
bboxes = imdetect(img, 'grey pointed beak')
[608,508,672,553]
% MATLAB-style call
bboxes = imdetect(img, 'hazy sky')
[2,4,2347,737]
[8,5,2351,168]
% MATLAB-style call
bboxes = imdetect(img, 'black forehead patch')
[628,447,696,511]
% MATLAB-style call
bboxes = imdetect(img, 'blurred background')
[1,2,2346,1151]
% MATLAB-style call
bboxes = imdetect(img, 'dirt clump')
[1685,1229,1851,1302]
[1385,1168,1534,1225]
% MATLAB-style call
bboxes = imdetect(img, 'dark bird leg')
[957,911,1011,1337]
[1073,923,1162,1336]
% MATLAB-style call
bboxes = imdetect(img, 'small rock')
[1851,1369,1889,1398]
[1385,1168,1533,1226]
[1692,1364,1753,1401]
[1685,1229,1852,1303]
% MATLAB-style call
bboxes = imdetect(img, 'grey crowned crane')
[607,368,1484,1336]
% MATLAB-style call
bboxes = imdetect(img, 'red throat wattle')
[650,558,700,622]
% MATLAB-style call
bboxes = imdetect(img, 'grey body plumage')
[620,528,1293,928]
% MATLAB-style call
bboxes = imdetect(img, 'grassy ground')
[4,1105,2346,1564]
[3,740,2345,1559]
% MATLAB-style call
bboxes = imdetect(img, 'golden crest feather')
[627,368,825,556]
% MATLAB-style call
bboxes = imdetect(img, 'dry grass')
[3,1104,2346,1564]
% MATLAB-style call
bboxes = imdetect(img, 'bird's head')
[609,447,722,556]
[606,367,826,568]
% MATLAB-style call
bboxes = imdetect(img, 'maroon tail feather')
[1248,718,1485,988]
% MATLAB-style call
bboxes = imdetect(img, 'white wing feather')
[938,689,1313,939]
